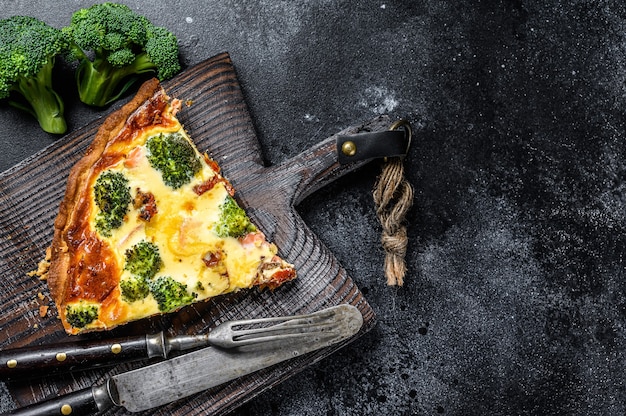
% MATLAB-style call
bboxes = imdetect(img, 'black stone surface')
[1,1,625,415]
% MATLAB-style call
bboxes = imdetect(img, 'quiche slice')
[47,78,296,335]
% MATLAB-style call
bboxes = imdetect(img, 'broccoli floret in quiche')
[120,241,161,303]
[93,170,131,237]
[124,240,162,280]
[214,195,256,238]
[120,276,150,303]
[65,303,99,329]
[149,276,197,312]
[146,132,202,189]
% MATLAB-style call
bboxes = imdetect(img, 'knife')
[1,304,363,415]
[0,304,353,379]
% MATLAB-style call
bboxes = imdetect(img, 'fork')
[207,304,348,348]
[0,304,361,379]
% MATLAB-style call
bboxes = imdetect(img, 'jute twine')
[373,124,413,286]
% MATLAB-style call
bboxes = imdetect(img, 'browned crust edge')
[47,78,163,331]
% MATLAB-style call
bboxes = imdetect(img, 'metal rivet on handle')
[341,140,357,157]
[61,404,72,415]
[56,352,67,362]
[111,343,122,354]
[6,359,16,368]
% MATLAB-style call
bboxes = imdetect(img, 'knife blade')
[1,304,363,415]
[0,304,353,379]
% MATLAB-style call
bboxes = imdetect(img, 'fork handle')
[0,333,165,379]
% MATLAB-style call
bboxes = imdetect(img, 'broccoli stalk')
[0,16,68,134]
[72,52,146,108]
[64,2,181,107]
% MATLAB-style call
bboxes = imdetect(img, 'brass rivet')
[6,359,17,368]
[111,343,122,354]
[341,140,357,157]
[56,352,67,362]
[61,403,72,415]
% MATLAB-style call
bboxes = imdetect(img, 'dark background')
[1,1,626,415]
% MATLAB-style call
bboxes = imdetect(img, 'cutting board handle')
[273,115,402,205]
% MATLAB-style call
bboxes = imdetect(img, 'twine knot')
[373,123,414,286]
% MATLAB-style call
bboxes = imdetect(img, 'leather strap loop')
[336,127,410,165]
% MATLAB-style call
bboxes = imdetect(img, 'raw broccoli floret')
[94,170,131,237]
[214,196,256,238]
[124,240,162,280]
[146,132,202,189]
[63,2,181,107]
[120,276,150,303]
[149,276,198,312]
[66,303,99,328]
[0,16,69,134]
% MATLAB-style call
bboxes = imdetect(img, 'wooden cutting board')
[0,52,387,415]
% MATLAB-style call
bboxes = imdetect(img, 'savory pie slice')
[46,78,296,334]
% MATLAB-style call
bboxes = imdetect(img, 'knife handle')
[2,384,114,416]
[0,333,165,379]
